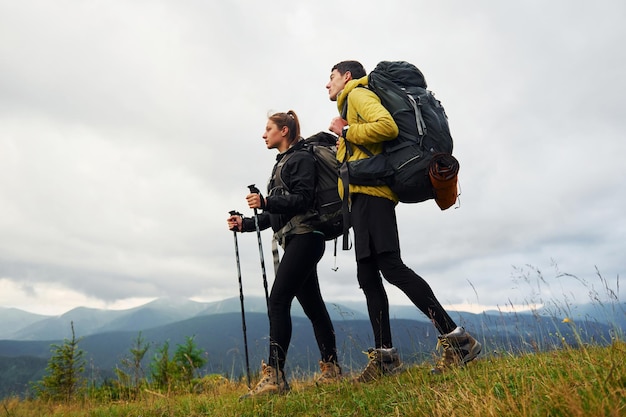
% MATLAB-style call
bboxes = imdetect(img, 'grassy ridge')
[4,266,623,415]
[3,340,625,417]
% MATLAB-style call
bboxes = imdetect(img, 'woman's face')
[263,120,288,151]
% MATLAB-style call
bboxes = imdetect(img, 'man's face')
[326,69,349,102]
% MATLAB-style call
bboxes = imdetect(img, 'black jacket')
[242,139,316,234]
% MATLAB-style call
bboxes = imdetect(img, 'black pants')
[352,193,457,348]
[268,232,337,371]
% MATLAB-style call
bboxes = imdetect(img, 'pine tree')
[150,341,177,390]
[173,336,208,385]
[35,321,86,402]
[114,331,150,399]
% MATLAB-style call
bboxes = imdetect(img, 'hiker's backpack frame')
[344,61,459,206]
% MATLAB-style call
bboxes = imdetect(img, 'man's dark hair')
[331,61,366,79]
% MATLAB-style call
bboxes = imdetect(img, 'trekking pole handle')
[228,210,243,232]
[247,184,260,195]
[247,184,266,211]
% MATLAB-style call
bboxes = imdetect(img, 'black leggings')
[357,250,458,349]
[268,232,337,371]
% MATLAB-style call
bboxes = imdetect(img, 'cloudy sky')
[1,1,624,316]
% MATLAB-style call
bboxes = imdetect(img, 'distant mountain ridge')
[0,296,623,400]
[0,307,49,338]
[2,296,624,341]
[0,296,370,341]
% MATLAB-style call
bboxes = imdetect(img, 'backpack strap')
[272,210,317,248]
[338,157,351,251]
[408,93,427,137]
[269,147,319,249]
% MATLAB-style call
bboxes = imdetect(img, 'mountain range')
[0,296,623,400]
[0,296,371,341]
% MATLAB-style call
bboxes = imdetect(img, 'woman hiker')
[227,110,342,398]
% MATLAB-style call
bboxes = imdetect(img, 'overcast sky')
[1,1,624,316]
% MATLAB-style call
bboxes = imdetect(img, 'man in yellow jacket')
[326,60,481,381]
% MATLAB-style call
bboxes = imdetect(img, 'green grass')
[4,265,624,416]
[3,340,625,417]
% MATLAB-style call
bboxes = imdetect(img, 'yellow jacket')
[336,76,399,203]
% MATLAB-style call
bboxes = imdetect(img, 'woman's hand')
[226,215,242,232]
[246,193,266,210]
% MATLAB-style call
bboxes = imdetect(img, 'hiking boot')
[431,326,482,374]
[315,360,342,385]
[240,361,290,399]
[354,347,402,383]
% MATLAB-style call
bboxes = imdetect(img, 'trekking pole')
[229,210,251,388]
[332,238,339,271]
[247,184,271,314]
[248,185,280,386]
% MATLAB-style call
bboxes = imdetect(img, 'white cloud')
[0,0,624,316]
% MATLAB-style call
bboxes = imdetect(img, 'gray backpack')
[272,132,343,244]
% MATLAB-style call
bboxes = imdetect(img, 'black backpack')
[344,61,459,207]
[305,132,343,240]
[272,132,343,242]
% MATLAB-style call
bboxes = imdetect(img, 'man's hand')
[329,116,348,136]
